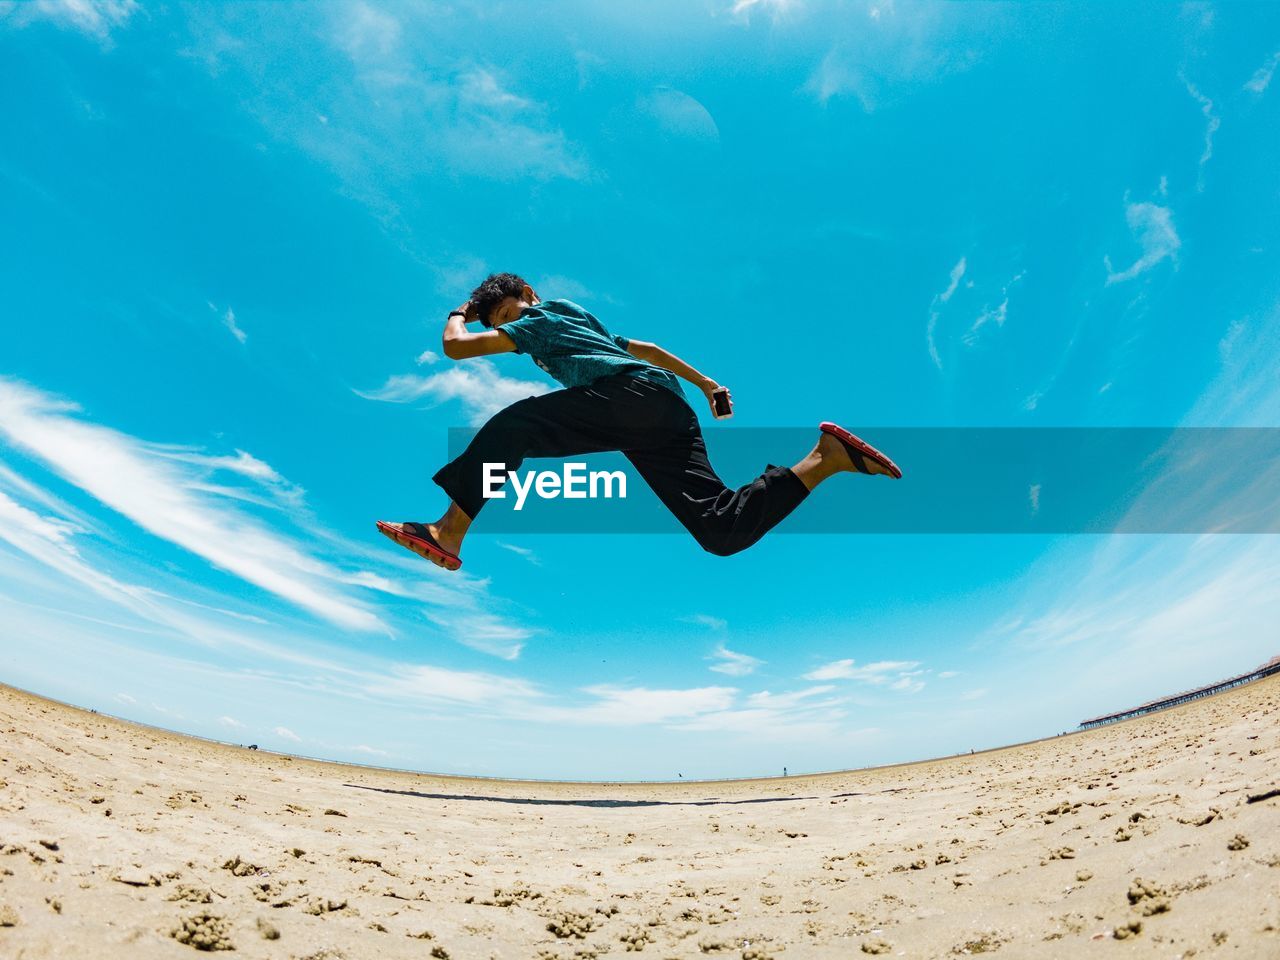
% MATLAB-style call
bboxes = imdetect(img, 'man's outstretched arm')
[625,339,732,416]
[441,301,517,360]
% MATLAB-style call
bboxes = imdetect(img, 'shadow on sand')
[342,783,901,809]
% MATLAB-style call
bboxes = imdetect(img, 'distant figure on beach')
[377,273,902,570]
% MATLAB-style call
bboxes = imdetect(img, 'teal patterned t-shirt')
[497,299,684,397]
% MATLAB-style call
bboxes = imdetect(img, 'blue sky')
[1,0,1278,779]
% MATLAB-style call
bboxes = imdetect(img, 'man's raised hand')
[451,299,480,323]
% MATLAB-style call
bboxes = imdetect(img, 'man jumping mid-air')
[377,272,901,571]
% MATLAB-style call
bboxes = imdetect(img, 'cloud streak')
[926,256,966,370]
[3,0,138,40]
[0,377,384,630]
[1181,76,1219,190]
[707,643,763,677]
[1104,200,1180,285]
[804,658,924,692]
[963,271,1024,346]
[1244,50,1280,94]
[222,307,247,344]
[356,359,550,425]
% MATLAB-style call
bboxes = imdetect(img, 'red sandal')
[819,422,903,479]
[376,520,463,571]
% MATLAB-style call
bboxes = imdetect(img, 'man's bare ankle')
[430,522,463,549]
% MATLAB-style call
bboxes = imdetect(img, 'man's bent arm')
[442,312,517,360]
[626,340,717,391]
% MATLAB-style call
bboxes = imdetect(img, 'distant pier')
[1079,655,1280,729]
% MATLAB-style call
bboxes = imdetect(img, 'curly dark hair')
[469,272,534,328]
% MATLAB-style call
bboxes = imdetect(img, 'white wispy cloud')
[3,0,138,40]
[804,658,923,688]
[0,476,472,685]
[983,533,1280,735]
[675,684,856,740]
[729,0,799,20]
[222,307,247,344]
[681,613,727,631]
[459,68,532,111]
[333,0,399,62]
[0,377,383,630]
[328,8,589,184]
[927,256,966,369]
[805,49,870,108]
[1104,200,1180,285]
[1181,75,1219,190]
[497,541,541,565]
[939,257,967,303]
[979,291,1280,709]
[371,666,743,728]
[144,446,304,510]
[802,8,985,111]
[0,487,158,618]
[174,3,590,250]
[4,486,874,758]
[218,715,243,728]
[0,545,872,763]
[532,684,739,726]
[359,661,844,735]
[743,686,834,710]
[1186,302,1280,427]
[272,725,301,742]
[1244,49,1280,94]
[415,349,439,366]
[207,301,246,344]
[422,610,533,660]
[0,459,97,535]
[356,664,861,739]
[963,271,1024,346]
[355,359,550,425]
[372,663,542,705]
[707,643,763,677]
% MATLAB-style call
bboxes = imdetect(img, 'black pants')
[432,373,810,556]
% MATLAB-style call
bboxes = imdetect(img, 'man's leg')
[627,436,810,557]
[622,389,814,556]
[400,377,648,567]
[624,401,893,557]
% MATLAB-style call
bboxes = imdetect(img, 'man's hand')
[442,299,517,360]
[701,381,732,418]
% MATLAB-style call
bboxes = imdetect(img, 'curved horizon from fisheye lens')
[2,0,1279,779]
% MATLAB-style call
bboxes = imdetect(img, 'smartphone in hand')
[711,386,733,419]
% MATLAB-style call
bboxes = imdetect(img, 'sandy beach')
[0,678,1277,959]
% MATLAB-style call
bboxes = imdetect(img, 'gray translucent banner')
[444,428,1280,534]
